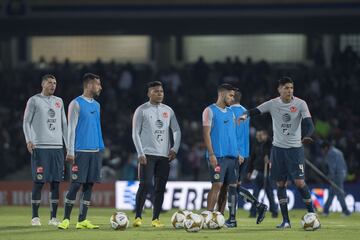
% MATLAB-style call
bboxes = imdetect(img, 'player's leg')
[291,147,314,213]
[217,184,228,214]
[207,158,225,211]
[152,156,170,227]
[224,158,238,227]
[49,182,60,225]
[76,152,102,229]
[271,147,291,228]
[30,148,47,226]
[48,149,64,225]
[59,152,88,229]
[134,155,155,224]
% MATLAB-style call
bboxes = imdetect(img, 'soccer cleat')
[224,219,237,228]
[76,219,99,229]
[58,219,70,229]
[276,221,291,229]
[31,217,41,226]
[133,217,142,227]
[151,219,164,228]
[256,203,268,224]
[48,218,60,226]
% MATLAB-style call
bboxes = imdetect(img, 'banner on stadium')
[0,181,115,207]
[115,181,360,212]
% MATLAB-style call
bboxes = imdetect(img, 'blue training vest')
[230,104,250,158]
[208,104,239,158]
[75,96,105,151]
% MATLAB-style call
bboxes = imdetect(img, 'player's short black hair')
[147,81,163,89]
[83,73,100,85]
[278,76,294,86]
[41,74,55,82]
[217,83,238,92]
[234,90,242,103]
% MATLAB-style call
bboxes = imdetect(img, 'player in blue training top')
[241,76,315,229]
[58,73,104,230]
[203,83,249,227]
[217,90,267,227]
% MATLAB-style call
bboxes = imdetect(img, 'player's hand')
[168,149,177,162]
[302,137,314,144]
[26,142,34,154]
[139,155,147,165]
[239,113,248,121]
[238,156,244,165]
[66,154,75,164]
[209,155,217,169]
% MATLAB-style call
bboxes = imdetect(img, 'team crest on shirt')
[55,101,61,108]
[162,112,169,118]
[290,106,297,112]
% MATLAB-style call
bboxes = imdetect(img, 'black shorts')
[31,148,64,183]
[138,155,170,184]
[270,146,305,182]
[71,151,102,183]
[208,157,238,184]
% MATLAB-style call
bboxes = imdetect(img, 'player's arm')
[67,100,79,163]
[300,101,314,144]
[61,100,69,150]
[169,109,181,161]
[23,98,36,154]
[202,107,217,168]
[132,107,146,165]
[240,100,271,120]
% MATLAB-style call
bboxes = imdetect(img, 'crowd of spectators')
[0,46,359,184]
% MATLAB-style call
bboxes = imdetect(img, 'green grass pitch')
[1,207,359,240]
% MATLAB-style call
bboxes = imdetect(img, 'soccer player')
[240,76,315,229]
[217,90,267,227]
[132,81,181,228]
[202,84,241,223]
[58,73,104,230]
[23,74,68,226]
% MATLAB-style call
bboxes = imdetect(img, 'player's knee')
[211,183,223,193]
[155,179,167,193]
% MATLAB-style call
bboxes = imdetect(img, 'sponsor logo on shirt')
[282,113,291,122]
[162,112,169,118]
[155,119,164,128]
[48,109,55,118]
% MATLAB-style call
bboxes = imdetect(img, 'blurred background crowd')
[1,44,359,184]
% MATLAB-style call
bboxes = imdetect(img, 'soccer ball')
[110,211,129,230]
[301,212,321,231]
[206,211,225,229]
[183,213,204,232]
[200,210,212,229]
[171,210,192,229]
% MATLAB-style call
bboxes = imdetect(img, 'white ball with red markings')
[110,211,129,230]
[301,212,321,231]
